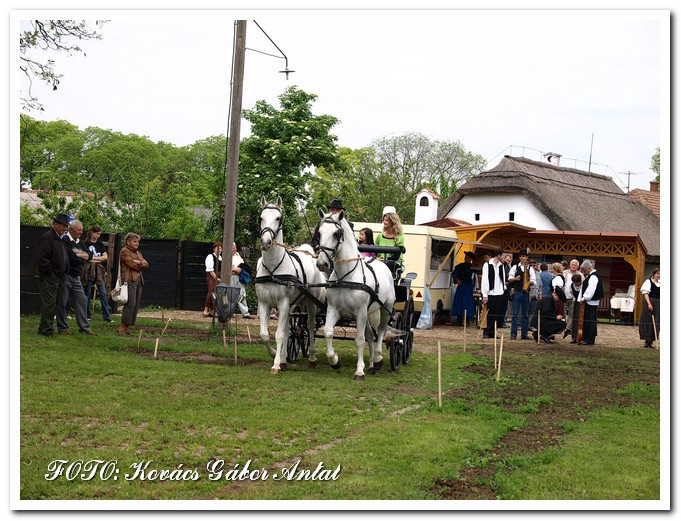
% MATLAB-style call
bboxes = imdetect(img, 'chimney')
[649,180,659,192]
[543,152,562,166]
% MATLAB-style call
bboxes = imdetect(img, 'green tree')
[369,132,486,223]
[20,115,85,189]
[20,20,107,112]
[651,147,660,183]
[237,86,341,246]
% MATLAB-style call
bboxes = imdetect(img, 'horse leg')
[365,321,379,375]
[372,309,389,371]
[353,308,368,380]
[272,300,290,374]
[307,302,318,368]
[323,306,341,370]
[258,300,275,358]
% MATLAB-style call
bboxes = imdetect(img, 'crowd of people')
[36,214,149,337]
[449,246,660,348]
[36,209,659,349]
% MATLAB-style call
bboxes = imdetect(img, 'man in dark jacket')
[56,219,96,335]
[37,214,70,336]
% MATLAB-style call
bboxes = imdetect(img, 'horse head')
[316,208,352,273]
[259,196,284,250]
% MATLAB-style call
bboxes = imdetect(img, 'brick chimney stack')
[650,180,659,192]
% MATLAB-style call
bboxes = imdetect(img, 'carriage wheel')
[286,312,300,363]
[402,299,415,365]
[390,314,403,371]
[286,331,299,363]
[297,316,310,358]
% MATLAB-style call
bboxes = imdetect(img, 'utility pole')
[221,20,247,282]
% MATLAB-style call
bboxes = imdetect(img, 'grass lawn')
[17,313,661,502]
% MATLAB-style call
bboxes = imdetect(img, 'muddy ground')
[133,309,659,499]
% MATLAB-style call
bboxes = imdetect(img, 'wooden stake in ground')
[496,335,504,382]
[652,315,659,351]
[161,318,171,336]
[537,310,541,345]
[234,327,238,364]
[161,310,165,323]
[222,329,228,356]
[437,340,442,409]
[246,324,252,343]
[463,310,467,352]
[494,322,498,369]
[137,329,143,349]
[153,338,159,359]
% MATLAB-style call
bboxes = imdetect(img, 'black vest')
[212,254,222,274]
[487,261,505,291]
[511,263,530,291]
[582,271,604,301]
[571,283,581,300]
[648,278,660,299]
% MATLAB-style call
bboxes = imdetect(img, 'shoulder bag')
[111,255,128,304]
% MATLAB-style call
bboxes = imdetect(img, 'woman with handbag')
[117,232,149,335]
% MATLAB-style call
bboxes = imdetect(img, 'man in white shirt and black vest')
[508,248,537,340]
[481,248,507,339]
[577,259,603,345]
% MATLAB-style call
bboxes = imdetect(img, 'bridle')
[317,216,344,266]
[260,204,284,244]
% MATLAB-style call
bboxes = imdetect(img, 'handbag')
[111,256,128,304]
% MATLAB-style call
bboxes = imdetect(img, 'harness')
[254,204,325,309]
[314,216,393,315]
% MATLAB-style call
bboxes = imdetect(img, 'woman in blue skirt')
[450,251,476,326]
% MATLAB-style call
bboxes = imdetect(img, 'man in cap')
[531,286,568,343]
[507,249,536,340]
[36,214,71,336]
[481,248,507,339]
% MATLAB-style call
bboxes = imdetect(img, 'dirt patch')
[127,346,266,367]
[434,344,659,500]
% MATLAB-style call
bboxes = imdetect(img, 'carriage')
[286,244,417,372]
[254,197,417,379]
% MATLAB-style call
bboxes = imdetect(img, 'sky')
[14,9,668,192]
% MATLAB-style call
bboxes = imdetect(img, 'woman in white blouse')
[639,268,660,348]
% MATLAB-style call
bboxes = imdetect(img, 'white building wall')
[414,191,438,225]
[445,193,558,230]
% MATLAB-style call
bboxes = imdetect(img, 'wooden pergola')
[451,223,648,319]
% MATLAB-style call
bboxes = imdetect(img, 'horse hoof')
[331,360,342,370]
[279,363,287,372]
[271,368,280,375]
[308,360,318,369]
[373,359,383,372]
[353,374,365,381]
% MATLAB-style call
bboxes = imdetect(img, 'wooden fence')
[19,226,239,316]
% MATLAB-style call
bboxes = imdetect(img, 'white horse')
[255,196,326,374]
[316,209,396,380]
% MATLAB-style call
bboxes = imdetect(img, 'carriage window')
[430,240,456,271]
[509,212,515,221]
[419,196,429,207]
[475,213,480,221]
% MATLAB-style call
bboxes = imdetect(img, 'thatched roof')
[437,156,660,256]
